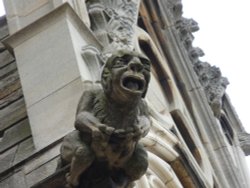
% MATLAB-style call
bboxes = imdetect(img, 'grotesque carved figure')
[59,50,151,188]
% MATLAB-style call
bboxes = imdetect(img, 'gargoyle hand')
[91,124,115,158]
[134,116,151,139]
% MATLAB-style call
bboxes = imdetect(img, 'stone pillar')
[3,3,101,150]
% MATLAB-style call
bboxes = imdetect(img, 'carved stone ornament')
[58,1,153,187]
[86,0,141,60]
[166,0,183,22]
[194,62,229,117]
[176,17,199,51]
[175,10,229,118]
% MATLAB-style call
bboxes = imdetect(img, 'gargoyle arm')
[131,100,151,138]
[75,89,102,134]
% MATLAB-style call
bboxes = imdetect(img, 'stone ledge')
[31,165,69,188]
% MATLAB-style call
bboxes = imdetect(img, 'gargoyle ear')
[142,72,151,98]
[142,84,149,98]
[101,67,112,94]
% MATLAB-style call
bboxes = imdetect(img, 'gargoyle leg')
[67,145,95,187]
[123,143,148,181]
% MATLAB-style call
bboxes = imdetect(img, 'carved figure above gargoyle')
[58,50,151,188]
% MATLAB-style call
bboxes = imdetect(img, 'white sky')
[0,0,249,179]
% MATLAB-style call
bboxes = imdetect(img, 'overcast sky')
[0,0,249,176]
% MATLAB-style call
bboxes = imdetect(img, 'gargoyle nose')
[128,57,143,72]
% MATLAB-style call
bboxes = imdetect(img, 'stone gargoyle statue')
[58,50,152,188]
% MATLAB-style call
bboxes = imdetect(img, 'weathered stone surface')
[4,4,99,108]
[31,165,69,188]
[9,170,27,188]
[3,0,90,34]
[0,118,31,153]
[0,170,27,188]
[0,71,21,100]
[0,42,5,52]
[166,0,183,21]
[26,157,59,187]
[0,16,8,40]
[3,0,52,34]
[0,146,17,174]
[194,62,229,117]
[14,17,83,107]
[13,137,35,165]
[0,62,17,79]
[0,98,27,131]
[0,88,23,109]
[188,47,204,64]
[87,0,140,54]
[147,74,169,113]
[213,147,244,188]
[0,50,15,69]
[176,17,199,48]
[27,78,82,149]
[170,159,195,188]
[24,143,60,174]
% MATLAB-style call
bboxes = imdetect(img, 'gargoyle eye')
[113,58,125,68]
[140,58,151,72]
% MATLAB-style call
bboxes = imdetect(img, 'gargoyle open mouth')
[122,76,145,92]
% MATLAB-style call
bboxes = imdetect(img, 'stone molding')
[238,132,250,156]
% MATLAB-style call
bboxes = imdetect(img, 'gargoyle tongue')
[126,81,139,90]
